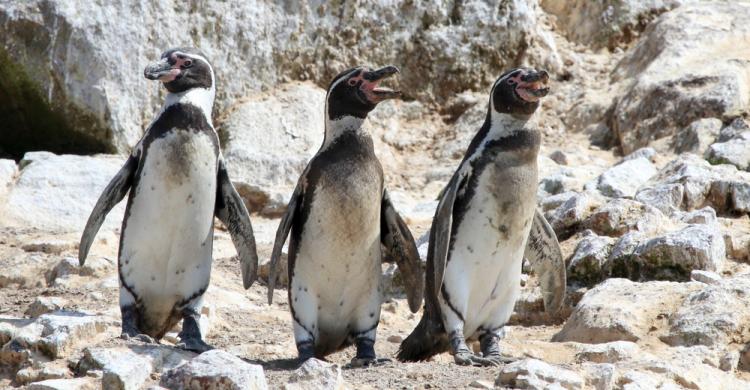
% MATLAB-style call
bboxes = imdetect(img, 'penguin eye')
[183,59,193,68]
[507,79,516,85]
[347,79,357,86]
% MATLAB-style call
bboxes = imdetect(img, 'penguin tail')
[396,314,449,362]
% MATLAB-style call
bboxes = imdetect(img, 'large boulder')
[221,82,325,214]
[0,152,127,233]
[161,349,268,390]
[0,0,558,155]
[608,2,750,154]
[541,0,683,50]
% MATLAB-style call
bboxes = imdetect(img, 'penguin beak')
[144,57,181,82]
[360,66,401,104]
[515,69,550,102]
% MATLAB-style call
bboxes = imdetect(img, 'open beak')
[360,65,401,103]
[516,69,550,102]
[144,57,180,82]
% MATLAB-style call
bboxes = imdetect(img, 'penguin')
[267,66,424,367]
[79,47,259,352]
[397,68,566,366]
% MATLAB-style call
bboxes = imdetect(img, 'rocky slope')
[2,1,750,389]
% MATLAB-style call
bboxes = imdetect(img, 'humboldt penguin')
[79,47,258,352]
[397,68,566,366]
[267,66,424,367]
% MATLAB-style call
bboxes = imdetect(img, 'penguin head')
[326,66,401,120]
[490,68,549,116]
[144,47,214,94]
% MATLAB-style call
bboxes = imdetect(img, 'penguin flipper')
[524,209,566,314]
[215,159,259,290]
[267,182,302,304]
[380,189,424,313]
[428,171,467,303]
[79,154,138,266]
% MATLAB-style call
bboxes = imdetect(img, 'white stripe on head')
[321,67,365,150]
[488,68,530,135]
[163,51,216,126]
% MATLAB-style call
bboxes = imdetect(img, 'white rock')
[575,341,639,363]
[567,232,616,286]
[580,363,616,390]
[283,358,348,390]
[26,378,99,390]
[496,358,584,390]
[620,147,656,164]
[634,184,684,214]
[78,345,194,390]
[0,152,127,233]
[0,159,16,203]
[720,350,740,372]
[161,349,267,390]
[610,3,750,153]
[672,118,722,154]
[662,277,750,347]
[46,257,115,286]
[222,82,325,215]
[25,297,68,318]
[0,311,112,361]
[673,207,717,225]
[597,157,657,198]
[633,224,725,280]
[584,198,667,237]
[468,379,494,389]
[689,270,721,285]
[541,0,682,49]
[553,279,702,343]
[706,135,750,171]
[546,192,603,237]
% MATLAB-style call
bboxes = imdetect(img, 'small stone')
[546,192,602,237]
[549,150,568,165]
[387,335,403,343]
[597,157,657,198]
[496,358,584,390]
[567,231,615,287]
[635,184,684,214]
[674,207,717,225]
[283,358,347,390]
[580,363,616,390]
[720,350,740,372]
[673,118,722,154]
[25,297,68,318]
[468,379,494,389]
[161,350,267,390]
[584,198,666,237]
[620,147,656,163]
[575,341,639,363]
[26,378,99,390]
[705,135,750,171]
[21,239,75,255]
[690,270,721,285]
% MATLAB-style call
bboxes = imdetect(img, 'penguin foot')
[454,351,498,367]
[176,336,214,353]
[482,353,515,366]
[346,357,391,368]
[120,332,155,344]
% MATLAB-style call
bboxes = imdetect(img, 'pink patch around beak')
[158,68,182,82]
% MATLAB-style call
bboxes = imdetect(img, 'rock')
[553,278,702,343]
[705,133,750,171]
[541,0,682,49]
[630,224,725,281]
[538,164,602,198]
[0,158,16,201]
[634,184,684,215]
[620,147,655,164]
[549,150,568,165]
[439,101,484,160]
[15,363,69,385]
[575,341,639,363]
[609,3,750,154]
[597,157,657,198]
[661,277,750,347]
[646,154,750,214]
[740,343,750,372]
[0,0,555,155]
[469,379,494,389]
[258,252,288,287]
[222,82,325,215]
[283,358,347,390]
[79,345,194,390]
[580,363,616,390]
[25,297,68,318]
[584,199,667,237]
[161,349,267,390]
[546,192,603,238]
[46,257,115,286]
[690,270,721,285]
[567,232,616,287]
[26,378,99,390]
[673,207,717,225]
[0,152,127,232]
[0,311,112,362]
[496,358,584,390]
[717,117,750,143]
[720,350,740,372]
[672,118,722,154]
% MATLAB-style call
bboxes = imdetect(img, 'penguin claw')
[120,332,155,344]
[454,352,497,367]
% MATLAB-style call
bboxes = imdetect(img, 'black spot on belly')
[151,276,155,281]
[294,297,298,302]
[501,201,512,213]
[151,186,155,191]
[369,312,375,318]
[304,287,308,292]
[317,305,321,310]
[340,300,344,306]
[499,224,510,239]
[467,245,474,253]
